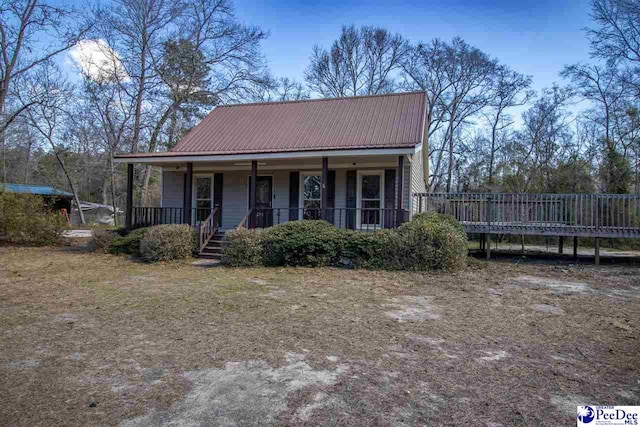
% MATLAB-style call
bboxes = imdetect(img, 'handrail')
[236,208,254,230]
[199,208,219,252]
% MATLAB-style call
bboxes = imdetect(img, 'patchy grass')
[0,245,639,426]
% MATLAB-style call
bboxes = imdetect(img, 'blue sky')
[232,0,594,94]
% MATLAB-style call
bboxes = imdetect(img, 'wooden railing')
[413,193,640,238]
[199,208,220,252]
[236,208,254,230]
[131,207,215,229]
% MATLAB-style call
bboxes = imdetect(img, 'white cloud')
[69,39,128,82]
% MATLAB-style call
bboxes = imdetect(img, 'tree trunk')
[53,150,85,224]
[445,117,455,193]
[422,110,430,190]
[488,112,499,187]
[109,155,118,226]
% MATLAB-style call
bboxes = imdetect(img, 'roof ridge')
[217,90,426,109]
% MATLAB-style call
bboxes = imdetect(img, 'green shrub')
[0,191,67,245]
[341,230,390,269]
[386,215,467,271]
[91,229,117,253]
[411,211,465,232]
[221,228,264,267]
[262,220,343,267]
[139,224,196,262]
[109,227,149,255]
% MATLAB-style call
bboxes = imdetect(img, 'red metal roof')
[117,91,426,158]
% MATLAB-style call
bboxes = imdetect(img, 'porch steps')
[199,232,226,260]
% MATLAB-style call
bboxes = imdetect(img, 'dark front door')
[250,176,273,227]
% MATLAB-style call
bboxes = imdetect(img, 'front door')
[357,172,383,229]
[194,176,213,224]
[250,176,273,227]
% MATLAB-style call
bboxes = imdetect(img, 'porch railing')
[132,206,410,232]
[131,207,216,229]
[238,208,410,231]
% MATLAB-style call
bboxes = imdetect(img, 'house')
[114,91,428,255]
[0,183,74,216]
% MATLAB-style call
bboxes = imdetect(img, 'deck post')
[125,163,134,230]
[486,234,491,260]
[397,155,404,226]
[184,162,193,225]
[321,156,328,221]
[558,236,564,254]
[249,160,257,228]
[573,237,578,260]
[594,238,600,266]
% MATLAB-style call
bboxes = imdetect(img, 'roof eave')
[113,146,420,164]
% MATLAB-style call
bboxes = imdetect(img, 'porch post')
[321,156,328,220]
[396,155,404,226]
[249,160,257,228]
[184,162,193,225]
[125,163,134,230]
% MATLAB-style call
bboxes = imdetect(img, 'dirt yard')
[0,246,639,426]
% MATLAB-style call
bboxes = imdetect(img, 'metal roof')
[0,183,74,197]
[116,91,426,159]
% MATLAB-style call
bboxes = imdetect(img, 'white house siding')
[162,165,413,231]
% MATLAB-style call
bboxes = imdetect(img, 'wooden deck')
[413,193,640,239]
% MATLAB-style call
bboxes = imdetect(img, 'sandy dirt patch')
[122,355,347,427]
[384,295,440,321]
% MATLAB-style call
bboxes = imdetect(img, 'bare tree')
[484,66,533,186]
[587,0,640,64]
[248,77,309,102]
[401,39,453,190]
[305,25,408,97]
[403,37,498,192]
[21,64,85,223]
[96,0,181,155]
[0,0,89,182]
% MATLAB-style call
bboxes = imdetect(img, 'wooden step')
[200,246,222,254]
[198,252,221,260]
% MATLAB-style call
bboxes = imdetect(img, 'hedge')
[262,220,343,267]
[0,191,67,245]
[222,215,468,271]
[109,227,149,256]
[221,228,264,267]
[91,229,118,253]
[139,224,196,262]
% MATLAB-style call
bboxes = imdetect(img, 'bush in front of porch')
[139,224,196,262]
[262,220,343,267]
[221,228,264,267]
[222,213,467,271]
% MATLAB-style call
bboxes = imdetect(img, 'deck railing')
[413,193,640,238]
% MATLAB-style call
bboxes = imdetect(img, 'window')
[359,173,382,227]
[195,176,212,222]
[302,174,321,219]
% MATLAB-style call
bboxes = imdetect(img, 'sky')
[231,0,594,95]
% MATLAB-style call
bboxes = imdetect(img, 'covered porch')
[120,150,413,239]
